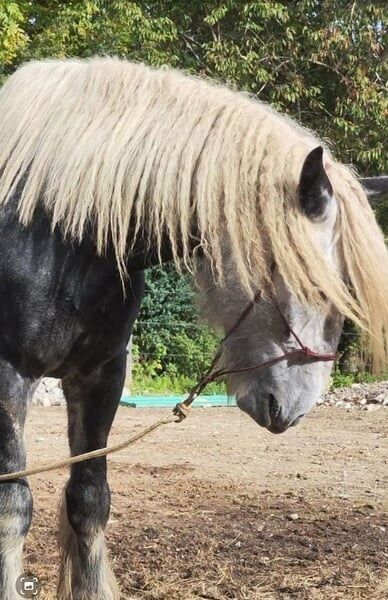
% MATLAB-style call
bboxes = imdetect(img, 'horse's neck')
[125,228,202,271]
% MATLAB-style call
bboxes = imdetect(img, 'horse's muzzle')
[237,392,306,434]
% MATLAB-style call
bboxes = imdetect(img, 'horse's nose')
[267,393,304,434]
[268,393,286,433]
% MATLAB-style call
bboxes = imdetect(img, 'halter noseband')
[174,289,337,419]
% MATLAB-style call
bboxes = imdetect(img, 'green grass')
[331,369,387,389]
[129,373,225,396]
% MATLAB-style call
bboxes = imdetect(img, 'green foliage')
[331,368,387,389]
[131,266,220,385]
[1,1,386,172]
[130,372,224,395]
[376,199,388,237]
[0,1,28,70]
[1,1,387,392]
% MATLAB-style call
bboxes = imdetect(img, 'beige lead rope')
[0,408,188,482]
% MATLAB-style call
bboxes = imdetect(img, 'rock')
[39,396,53,407]
[287,513,299,521]
[52,387,65,398]
[364,404,381,412]
[32,377,66,406]
[321,380,388,411]
[32,395,43,406]
[51,397,65,406]
[335,400,347,408]
[374,393,388,405]
[43,377,59,392]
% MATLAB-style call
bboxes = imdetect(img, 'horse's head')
[200,147,350,433]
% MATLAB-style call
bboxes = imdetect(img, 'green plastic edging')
[120,394,236,408]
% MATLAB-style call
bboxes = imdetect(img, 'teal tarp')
[120,394,236,408]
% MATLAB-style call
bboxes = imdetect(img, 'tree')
[0,1,28,70]
[131,266,220,389]
[2,1,385,172]
[1,1,387,383]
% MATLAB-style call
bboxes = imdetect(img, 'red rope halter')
[174,290,337,419]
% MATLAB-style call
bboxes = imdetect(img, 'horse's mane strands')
[0,57,387,370]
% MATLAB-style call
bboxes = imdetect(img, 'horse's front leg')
[0,360,33,600]
[58,352,126,600]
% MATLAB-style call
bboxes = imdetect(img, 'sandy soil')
[23,404,387,599]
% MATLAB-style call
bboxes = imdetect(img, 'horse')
[0,57,387,600]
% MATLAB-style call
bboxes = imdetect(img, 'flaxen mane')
[0,57,387,369]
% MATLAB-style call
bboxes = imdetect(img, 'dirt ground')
[24,404,387,600]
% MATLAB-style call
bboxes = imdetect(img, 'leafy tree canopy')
[0,1,387,384]
[1,1,386,172]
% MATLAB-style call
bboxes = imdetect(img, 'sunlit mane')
[0,57,387,369]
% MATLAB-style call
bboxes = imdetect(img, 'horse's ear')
[359,176,388,207]
[299,146,333,220]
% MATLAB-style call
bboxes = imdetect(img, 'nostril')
[290,414,305,427]
[268,393,281,420]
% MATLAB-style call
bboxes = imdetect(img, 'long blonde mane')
[0,57,387,370]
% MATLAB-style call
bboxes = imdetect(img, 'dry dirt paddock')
[25,404,387,600]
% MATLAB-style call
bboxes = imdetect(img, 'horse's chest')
[0,277,133,377]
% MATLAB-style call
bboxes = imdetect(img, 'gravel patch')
[320,380,388,410]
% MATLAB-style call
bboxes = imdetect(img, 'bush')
[131,265,221,393]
